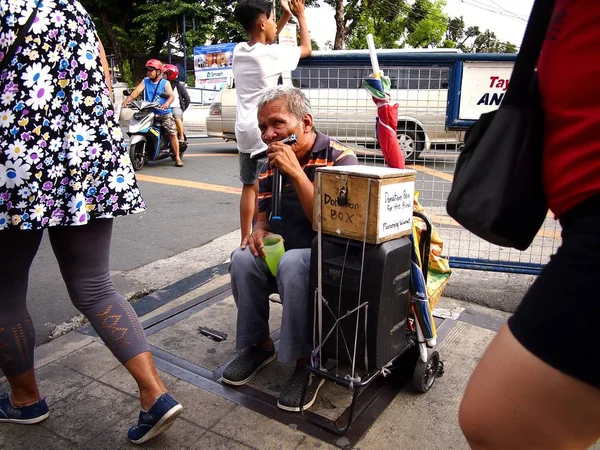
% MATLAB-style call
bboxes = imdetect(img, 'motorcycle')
[123,91,188,171]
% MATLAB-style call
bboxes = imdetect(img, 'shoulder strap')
[149,79,162,102]
[503,0,555,106]
[0,3,39,73]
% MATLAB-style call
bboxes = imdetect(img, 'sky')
[303,0,535,50]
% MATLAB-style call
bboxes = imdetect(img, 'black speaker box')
[309,234,412,373]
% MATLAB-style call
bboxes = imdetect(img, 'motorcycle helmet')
[163,64,179,81]
[145,59,163,71]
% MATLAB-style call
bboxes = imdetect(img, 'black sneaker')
[277,366,325,412]
[221,345,276,386]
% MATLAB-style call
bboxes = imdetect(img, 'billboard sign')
[194,43,237,103]
[458,61,514,120]
[446,60,515,129]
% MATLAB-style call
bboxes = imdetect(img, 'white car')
[207,50,465,160]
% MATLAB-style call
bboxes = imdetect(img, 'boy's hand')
[289,0,305,17]
[280,0,292,16]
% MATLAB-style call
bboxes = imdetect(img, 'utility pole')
[182,14,187,78]
[167,30,171,63]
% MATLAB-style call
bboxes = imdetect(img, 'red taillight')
[209,103,222,116]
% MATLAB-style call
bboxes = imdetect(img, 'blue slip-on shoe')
[128,393,183,445]
[0,392,49,424]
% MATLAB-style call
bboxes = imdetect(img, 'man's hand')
[280,0,292,17]
[160,103,169,110]
[241,228,271,258]
[289,0,305,17]
[267,141,303,179]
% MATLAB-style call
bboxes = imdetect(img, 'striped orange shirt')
[258,131,358,249]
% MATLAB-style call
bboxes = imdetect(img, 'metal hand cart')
[299,210,444,435]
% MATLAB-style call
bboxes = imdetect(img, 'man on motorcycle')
[162,64,190,145]
[122,59,184,167]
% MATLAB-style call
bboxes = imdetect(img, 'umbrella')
[409,228,438,348]
[361,35,405,170]
[362,35,436,359]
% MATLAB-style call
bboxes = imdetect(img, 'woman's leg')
[460,204,600,449]
[48,219,166,410]
[0,228,44,405]
[459,325,600,449]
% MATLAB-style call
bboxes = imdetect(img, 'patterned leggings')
[0,219,149,377]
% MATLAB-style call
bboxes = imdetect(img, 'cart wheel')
[413,349,441,393]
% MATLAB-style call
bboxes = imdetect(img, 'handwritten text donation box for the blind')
[314,166,416,244]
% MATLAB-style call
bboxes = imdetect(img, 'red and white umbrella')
[362,36,436,360]
[362,35,405,170]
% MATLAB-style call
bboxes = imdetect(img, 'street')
[28,138,241,344]
[26,137,466,345]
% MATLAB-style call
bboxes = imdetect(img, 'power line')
[461,0,527,22]
[484,0,529,21]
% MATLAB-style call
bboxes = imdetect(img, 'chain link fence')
[291,51,557,275]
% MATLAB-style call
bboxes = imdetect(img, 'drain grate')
[81,271,454,448]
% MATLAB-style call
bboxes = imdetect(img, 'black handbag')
[446,0,555,251]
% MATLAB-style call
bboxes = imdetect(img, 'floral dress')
[0,0,145,231]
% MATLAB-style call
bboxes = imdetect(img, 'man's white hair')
[257,85,312,122]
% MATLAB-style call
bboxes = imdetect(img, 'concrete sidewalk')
[1,229,598,450]
[0,264,514,450]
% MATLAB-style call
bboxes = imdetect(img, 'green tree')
[82,0,210,82]
[445,15,517,53]
[445,16,465,45]
[83,0,318,82]
[405,0,448,48]
[131,1,216,67]
[346,0,450,50]
[444,16,480,49]
[81,0,138,83]
[503,42,518,53]
[346,0,406,49]
[323,0,364,49]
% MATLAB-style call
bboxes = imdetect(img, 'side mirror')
[123,90,131,96]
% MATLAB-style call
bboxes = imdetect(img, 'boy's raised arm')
[290,0,311,58]
[276,0,293,35]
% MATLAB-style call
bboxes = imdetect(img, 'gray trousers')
[229,247,312,363]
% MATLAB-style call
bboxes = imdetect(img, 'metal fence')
[292,51,557,275]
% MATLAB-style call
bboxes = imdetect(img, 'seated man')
[222,85,359,412]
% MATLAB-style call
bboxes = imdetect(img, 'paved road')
[30,138,517,345]
[28,138,242,344]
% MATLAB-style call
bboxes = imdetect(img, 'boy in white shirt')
[233,0,312,243]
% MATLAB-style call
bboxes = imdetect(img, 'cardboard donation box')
[314,166,416,244]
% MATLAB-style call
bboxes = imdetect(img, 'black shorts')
[508,194,600,389]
